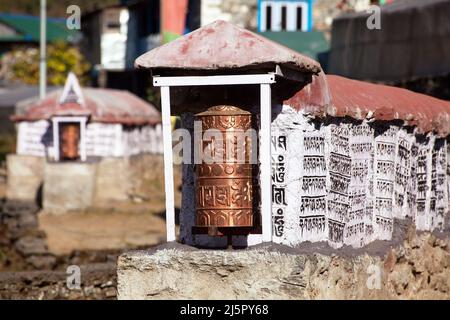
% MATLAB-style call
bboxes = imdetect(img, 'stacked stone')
[118,230,450,300]
[0,200,56,270]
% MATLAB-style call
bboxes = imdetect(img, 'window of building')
[281,6,287,31]
[265,5,272,31]
[260,1,309,32]
[296,6,303,31]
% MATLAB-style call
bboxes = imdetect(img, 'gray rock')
[26,255,56,269]
[117,232,450,300]
[14,236,48,256]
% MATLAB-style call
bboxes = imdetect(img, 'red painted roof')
[135,20,321,74]
[285,73,450,135]
[12,88,161,125]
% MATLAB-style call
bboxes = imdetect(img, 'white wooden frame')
[52,116,88,162]
[153,74,276,243]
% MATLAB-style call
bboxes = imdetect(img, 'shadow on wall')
[35,183,43,209]
[0,133,16,163]
[155,207,181,226]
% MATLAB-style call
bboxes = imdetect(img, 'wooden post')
[260,83,272,242]
[160,86,176,242]
[52,118,59,161]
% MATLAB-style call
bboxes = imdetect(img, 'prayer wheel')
[60,123,80,160]
[195,105,255,233]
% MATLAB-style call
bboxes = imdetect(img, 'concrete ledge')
[117,231,450,300]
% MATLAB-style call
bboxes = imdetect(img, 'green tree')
[3,41,90,86]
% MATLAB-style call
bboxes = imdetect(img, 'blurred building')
[0,13,77,135]
[7,73,163,212]
[328,0,450,99]
[0,13,78,54]
[81,2,156,71]
[80,0,201,97]
[201,0,257,30]
[13,73,162,161]
[314,0,368,33]
[257,0,314,32]
[313,0,395,35]
[259,30,329,70]
[199,1,328,70]
[80,1,156,97]
[81,4,129,71]
[0,86,59,135]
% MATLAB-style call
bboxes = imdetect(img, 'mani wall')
[16,121,163,158]
[270,107,449,248]
[178,95,449,249]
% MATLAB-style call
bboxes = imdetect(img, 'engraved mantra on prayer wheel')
[195,106,254,230]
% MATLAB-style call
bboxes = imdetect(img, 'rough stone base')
[117,228,450,299]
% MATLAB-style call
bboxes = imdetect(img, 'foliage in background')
[1,41,90,86]
[146,85,161,111]
[0,0,118,18]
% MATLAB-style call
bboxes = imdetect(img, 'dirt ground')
[39,208,166,255]
[38,166,182,256]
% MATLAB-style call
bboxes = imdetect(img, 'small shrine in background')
[7,73,163,213]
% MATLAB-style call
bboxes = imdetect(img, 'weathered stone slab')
[117,230,450,300]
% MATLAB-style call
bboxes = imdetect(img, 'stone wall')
[95,154,164,204]
[127,153,164,200]
[0,199,118,299]
[6,153,164,213]
[6,154,44,202]
[0,200,56,270]
[43,162,97,214]
[94,158,130,203]
[117,225,450,300]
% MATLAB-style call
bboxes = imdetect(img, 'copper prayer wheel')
[195,105,255,231]
[60,123,80,160]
